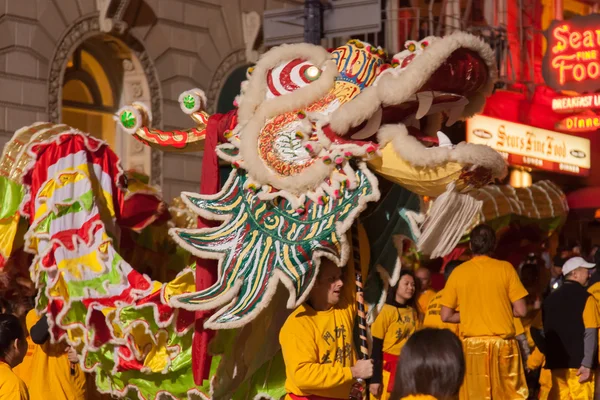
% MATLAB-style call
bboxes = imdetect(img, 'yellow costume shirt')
[440,256,528,338]
[417,289,436,318]
[24,310,86,400]
[280,256,363,399]
[588,281,600,302]
[371,304,417,356]
[0,362,29,400]
[422,290,459,336]
[582,296,600,328]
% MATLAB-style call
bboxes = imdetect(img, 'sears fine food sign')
[466,115,591,176]
[542,14,600,92]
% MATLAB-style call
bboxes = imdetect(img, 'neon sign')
[556,111,600,132]
[543,14,600,92]
[551,94,600,112]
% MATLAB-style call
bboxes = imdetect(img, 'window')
[62,47,117,149]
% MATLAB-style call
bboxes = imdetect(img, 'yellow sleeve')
[527,347,545,370]
[371,305,393,340]
[280,328,353,391]
[583,297,600,329]
[507,265,529,303]
[439,272,458,309]
[25,309,40,333]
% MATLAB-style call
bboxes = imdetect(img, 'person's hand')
[350,359,373,380]
[369,383,381,397]
[577,366,591,383]
[66,346,79,364]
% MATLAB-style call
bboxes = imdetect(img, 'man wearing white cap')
[542,256,600,399]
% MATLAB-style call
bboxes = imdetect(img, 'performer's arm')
[508,266,529,318]
[369,306,392,385]
[439,274,460,323]
[581,297,600,369]
[512,299,527,318]
[280,331,354,390]
[440,306,460,323]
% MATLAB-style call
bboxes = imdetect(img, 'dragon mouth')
[329,41,494,150]
[346,93,468,146]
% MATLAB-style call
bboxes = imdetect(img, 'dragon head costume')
[117,32,505,328]
[0,32,509,399]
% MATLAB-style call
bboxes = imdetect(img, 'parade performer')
[0,314,29,400]
[0,31,509,399]
[415,268,436,319]
[370,270,418,399]
[25,310,86,400]
[542,257,599,399]
[422,261,461,336]
[392,328,465,400]
[440,224,529,399]
[279,256,373,399]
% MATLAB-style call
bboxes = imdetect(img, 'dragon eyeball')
[304,66,321,81]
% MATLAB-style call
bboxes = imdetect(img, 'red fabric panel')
[192,110,237,385]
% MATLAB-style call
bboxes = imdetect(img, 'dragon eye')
[304,66,321,81]
[421,41,429,48]
[407,43,417,52]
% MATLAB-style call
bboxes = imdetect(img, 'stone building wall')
[0,0,291,201]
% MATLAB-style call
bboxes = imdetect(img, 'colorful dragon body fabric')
[0,32,513,400]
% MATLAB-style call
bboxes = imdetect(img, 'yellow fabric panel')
[366,145,465,197]
[0,214,20,261]
[550,369,595,400]
[528,347,545,370]
[459,337,528,400]
[371,304,417,356]
[440,256,528,338]
[0,362,30,400]
[539,368,552,400]
[369,369,393,400]
[422,289,460,337]
[514,317,525,336]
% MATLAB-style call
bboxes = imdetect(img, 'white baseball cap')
[562,257,596,276]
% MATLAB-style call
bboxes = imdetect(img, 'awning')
[567,186,600,212]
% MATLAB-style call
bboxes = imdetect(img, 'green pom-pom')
[183,94,196,110]
[120,110,136,129]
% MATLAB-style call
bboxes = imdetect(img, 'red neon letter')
[553,25,570,54]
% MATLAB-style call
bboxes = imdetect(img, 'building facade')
[0,0,292,202]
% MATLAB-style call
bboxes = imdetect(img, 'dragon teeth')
[416,92,434,120]
[445,104,465,127]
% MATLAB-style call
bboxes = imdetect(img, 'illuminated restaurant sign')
[552,94,600,112]
[542,14,600,92]
[466,115,591,176]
